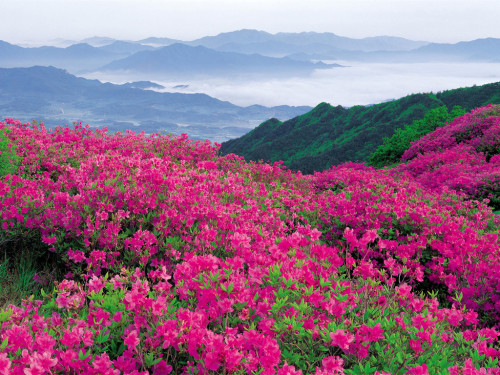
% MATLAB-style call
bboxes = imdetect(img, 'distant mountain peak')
[136,37,180,46]
[66,43,96,51]
[79,36,117,47]
[97,42,338,78]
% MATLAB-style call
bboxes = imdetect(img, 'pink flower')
[406,363,429,375]
[464,311,479,326]
[343,227,359,248]
[203,351,221,371]
[0,353,11,375]
[88,275,106,293]
[418,330,432,346]
[26,351,58,374]
[446,309,464,327]
[124,330,140,351]
[361,229,379,244]
[239,308,250,320]
[321,356,344,373]
[409,339,424,356]
[41,235,57,245]
[113,311,123,323]
[153,360,173,375]
[92,352,120,375]
[395,315,407,330]
[277,362,303,375]
[358,323,384,342]
[330,329,355,351]
[377,295,387,306]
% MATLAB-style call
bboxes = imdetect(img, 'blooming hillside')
[399,105,500,210]
[0,116,499,374]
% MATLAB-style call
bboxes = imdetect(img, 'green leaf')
[396,352,404,364]
[0,338,9,350]
[78,349,92,361]
[0,308,12,322]
[363,361,377,373]
[335,294,348,302]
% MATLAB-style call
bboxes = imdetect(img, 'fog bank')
[84,62,500,108]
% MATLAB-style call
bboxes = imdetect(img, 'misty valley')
[2,30,500,143]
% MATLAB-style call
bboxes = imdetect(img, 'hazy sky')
[2,0,499,44]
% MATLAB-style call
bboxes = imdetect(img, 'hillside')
[220,81,500,173]
[0,114,499,373]
[397,104,500,210]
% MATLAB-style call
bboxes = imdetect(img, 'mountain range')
[220,81,500,173]
[0,41,123,72]
[185,30,500,63]
[98,43,338,78]
[184,29,429,57]
[290,37,500,63]
[3,30,500,80]
[0,66,311,142]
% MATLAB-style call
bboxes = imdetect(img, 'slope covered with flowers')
[399,105,500,210]
[0,115,499,374]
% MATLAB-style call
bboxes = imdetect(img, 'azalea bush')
[0,116,498,374]
[399,105,500,210]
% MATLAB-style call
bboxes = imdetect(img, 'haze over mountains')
[290,38,500,63]
[0,66,310,142]
[0,41,122,72]
[186,29,431,57]
[3,29,500,77]
[98,43,337,79]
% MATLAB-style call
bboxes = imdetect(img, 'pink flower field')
[0,107,499,374]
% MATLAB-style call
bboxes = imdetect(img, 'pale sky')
[1,0,499,45]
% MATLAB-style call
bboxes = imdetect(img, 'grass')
[0,239,62,310]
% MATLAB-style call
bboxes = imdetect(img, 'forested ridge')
[220,81,500,173]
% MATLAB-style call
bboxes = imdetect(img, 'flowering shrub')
[400,105,500,209]
[0,118,499,374]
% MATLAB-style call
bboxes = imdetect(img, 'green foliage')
[0,198,67,309]
[220,81,500,174]
[475,175,500,211]
[0,127,20,178]
[40,279,130,360]
[0,238,61,309]
[368,105,465,168]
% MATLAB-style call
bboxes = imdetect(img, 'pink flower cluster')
[399,105,500,207]
[0,118,499,374]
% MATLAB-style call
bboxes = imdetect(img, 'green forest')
[220,81,500,173]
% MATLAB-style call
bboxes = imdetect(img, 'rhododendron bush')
[0,114,499,374]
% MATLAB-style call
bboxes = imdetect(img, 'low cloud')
[85,62,500,108]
